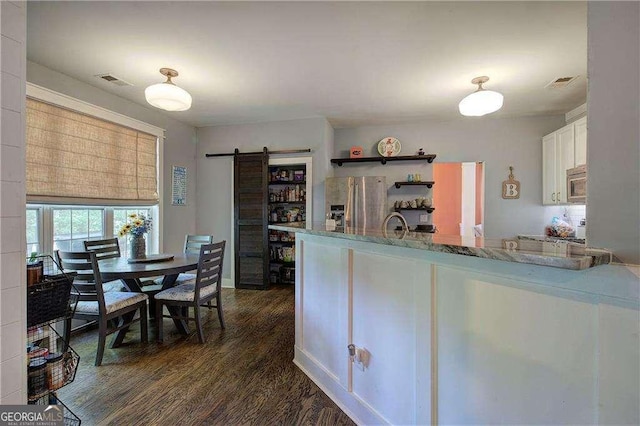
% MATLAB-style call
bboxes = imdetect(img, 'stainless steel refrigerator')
[325,176,388,230]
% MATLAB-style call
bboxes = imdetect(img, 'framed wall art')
[171,165,187,206]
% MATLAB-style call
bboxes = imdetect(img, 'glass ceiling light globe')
[145,68,192,112]
[458,76,504,117]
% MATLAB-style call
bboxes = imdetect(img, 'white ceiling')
[26,1,587,129]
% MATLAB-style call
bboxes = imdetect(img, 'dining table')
[97,253,200,342]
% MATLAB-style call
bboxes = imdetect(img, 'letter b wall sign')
[502,181,520,199]
[502,166,521,199]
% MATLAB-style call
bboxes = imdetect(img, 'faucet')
[382,212,409,239]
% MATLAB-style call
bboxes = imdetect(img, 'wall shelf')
[330,154,436,166]
[395,207,435,213]
[394,181,435,189]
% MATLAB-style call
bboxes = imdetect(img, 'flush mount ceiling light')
[145,68,192,111]
[458,76,504,117]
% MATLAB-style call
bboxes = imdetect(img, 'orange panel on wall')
[433,163,462,235]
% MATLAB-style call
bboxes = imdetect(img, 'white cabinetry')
[542,133,558,205]
[297,237,432,424]
[297,240,348,388]
[437,266,596,424]
[351,251,430,425]
[542,117,587,205]
[294,233,639,425]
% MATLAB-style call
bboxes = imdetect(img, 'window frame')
[26,206,44,255]
[27,204,160,257]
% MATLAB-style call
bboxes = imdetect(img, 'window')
[28,205,157,258]
[53,208,105,252]
[26,208,41,255]
[113,208,152,256]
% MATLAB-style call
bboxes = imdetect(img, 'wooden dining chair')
[84,238,121,260]
[147,234,214,316]
[154,241,226,344]
[56,250,148,366]
[85,237,161,312]
[84,238,128,292]
[153,235,214,286]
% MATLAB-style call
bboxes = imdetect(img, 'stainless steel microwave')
[567,165,586,204]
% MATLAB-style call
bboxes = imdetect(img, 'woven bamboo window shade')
[26,98,159,205]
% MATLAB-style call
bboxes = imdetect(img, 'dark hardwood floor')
[58,286,354,426]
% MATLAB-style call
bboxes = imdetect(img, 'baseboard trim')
[222,278,234,288]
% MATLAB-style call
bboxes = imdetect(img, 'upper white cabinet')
[574,117,587,165]
[542,117,587,205]
[542,133,558,204]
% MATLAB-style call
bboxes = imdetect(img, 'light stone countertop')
[518,234,586,245]
[269,223,611,270]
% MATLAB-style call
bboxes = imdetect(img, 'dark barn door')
[234,150,269,289]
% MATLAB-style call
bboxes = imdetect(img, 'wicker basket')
[27,276,73,327]
[27,327,80,401]
[26,254,76,328]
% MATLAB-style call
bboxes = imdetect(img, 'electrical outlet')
[419,214,429,223]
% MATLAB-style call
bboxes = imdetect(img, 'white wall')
[196,117,333,279]
[26,61,198,254]
[587,2,640,264]
[334,115,566,239]
[0,0,27,404]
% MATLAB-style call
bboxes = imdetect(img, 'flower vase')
[130,234,146,259]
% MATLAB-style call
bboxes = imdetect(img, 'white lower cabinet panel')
[299,240,349,388]
[294,235,639,425]
[597,304,640,425]
[351,251,431,425]
[436,266,597,424]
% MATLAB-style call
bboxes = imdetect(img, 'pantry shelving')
[267,164,307,285]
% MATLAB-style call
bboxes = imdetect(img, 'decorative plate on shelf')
[377,137,401,157]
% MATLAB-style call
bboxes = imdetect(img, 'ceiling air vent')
[545,76,579,89]
[95,73,133,87]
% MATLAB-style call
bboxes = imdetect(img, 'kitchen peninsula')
[270,223,640,425]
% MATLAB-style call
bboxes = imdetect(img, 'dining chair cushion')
[140,283,163,293]
[154,282,217,302]
[103,280,126,293]
[75,292,148,315]
[73,279,124,293]
[153,273,196,286]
